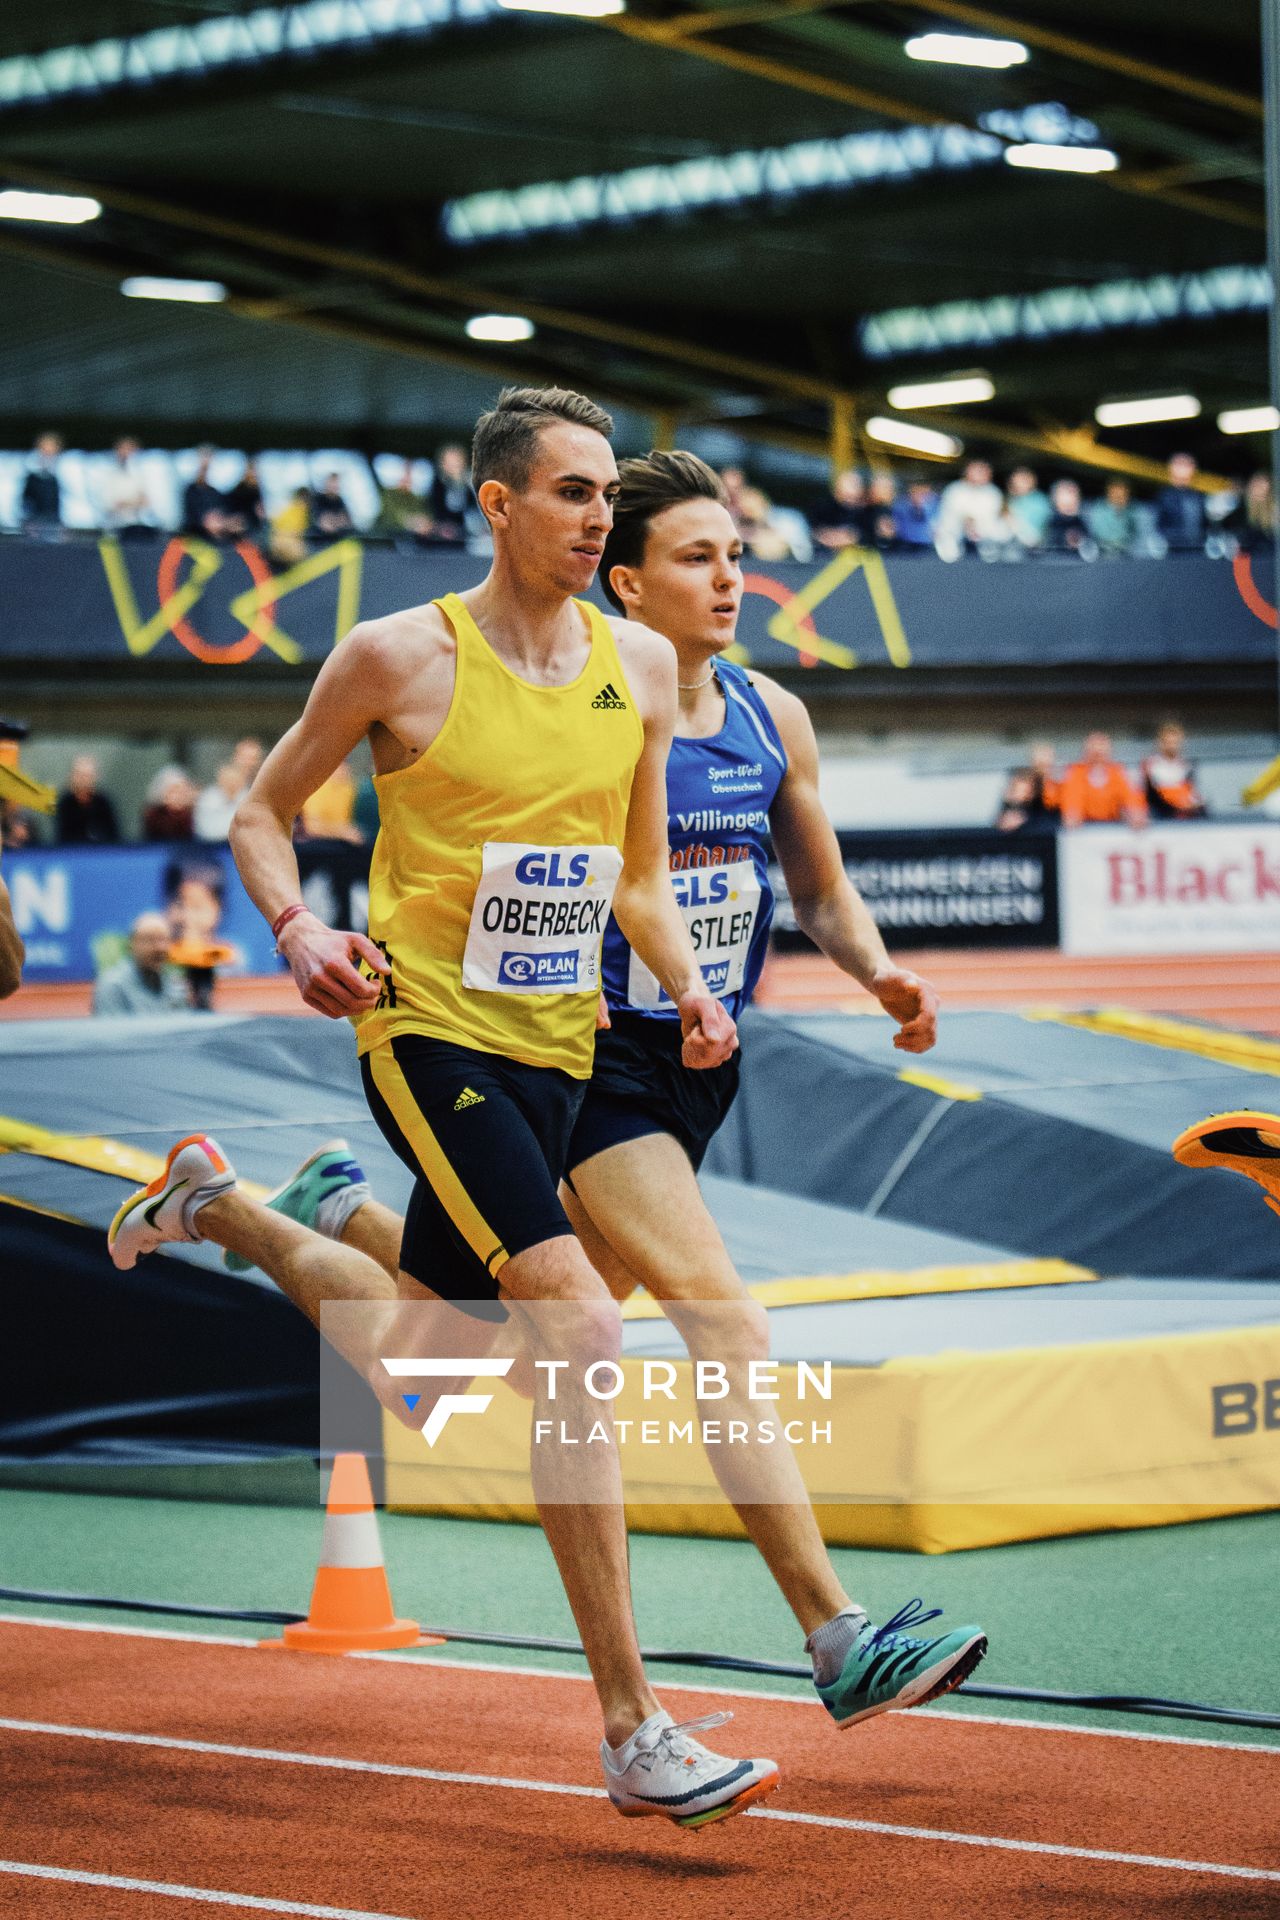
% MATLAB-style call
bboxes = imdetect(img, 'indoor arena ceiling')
[0,0,1267,477]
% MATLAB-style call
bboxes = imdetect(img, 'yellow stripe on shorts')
[368,1045,508,1277]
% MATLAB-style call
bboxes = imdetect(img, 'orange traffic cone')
[262,1453,435,1654]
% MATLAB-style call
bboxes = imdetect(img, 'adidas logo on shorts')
[591,682,627,711]
[454,1086,485,1111]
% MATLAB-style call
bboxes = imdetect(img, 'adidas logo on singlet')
[591,682,627,711]
[454,1086,485,1111]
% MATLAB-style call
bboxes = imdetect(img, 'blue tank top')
[602,658,787,1022]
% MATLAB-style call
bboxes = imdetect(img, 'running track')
[7,950,1279,1031]
[1,1621,1277,1919]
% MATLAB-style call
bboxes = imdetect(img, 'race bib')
[627,862,761,1008]
[462,842,623,995]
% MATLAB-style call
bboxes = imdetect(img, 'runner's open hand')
[278,911,389,1018]
[677,987,738,1069]
[869,965,939,1053]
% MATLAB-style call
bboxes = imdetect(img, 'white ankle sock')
[805,1606,868,1687]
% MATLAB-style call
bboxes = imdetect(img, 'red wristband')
[271,903,309,944]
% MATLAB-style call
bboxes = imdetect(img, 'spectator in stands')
[222,457,266,541]
[892,479,938,551]
[865,472,899,549]
[737,486,793,562]
[812,469,871,550]
[310,472,356,545]
[425,444,472,544]
[997,770,1046,833]
[56,754,120,845]
[21,431,63,533]
[142,767,198,842]
[299,758,363,843]
[96,436,156,539]
[1058,732,1147,829]
[232,735,264,786]
[1005,466,1051,547]
[1030,742,1061,818]
[195,762,242,843]
[1087,477,1138,556]
[1154,452,1207,552]
[996,741,1060,832]
[0,802,41,849]
[270,486,311,565]
[92,911,189,1016]
[1225,471,1275,552]
[934,458,1005,560]
[182,447,226,541]
[375,461,432,543]
[1142,720,1206,819]
[1043,478,1093,556]
[719,466,748,531]
[194,738,263,843]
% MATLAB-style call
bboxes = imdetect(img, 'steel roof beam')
[0,159,843,407]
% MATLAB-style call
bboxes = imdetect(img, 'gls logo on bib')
[464,841,624,996]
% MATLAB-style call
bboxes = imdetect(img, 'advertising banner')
[772,828,1059,949]
[0,536,1273,675]
[5,844,279,985]
[1059,821,1280,955]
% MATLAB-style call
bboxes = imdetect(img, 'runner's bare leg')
[564,1133,852,1636]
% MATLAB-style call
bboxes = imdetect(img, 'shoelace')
[864,1598,943,1657]
[641,1710,734,1777]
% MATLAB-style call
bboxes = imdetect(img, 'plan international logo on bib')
[498,948,579,987]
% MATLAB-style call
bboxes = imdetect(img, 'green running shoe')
[816,1600,987,1729]
[224,1139,371,1273]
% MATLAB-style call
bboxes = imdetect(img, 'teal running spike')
[816,1600,987,1729]
[224,1139,371,1273]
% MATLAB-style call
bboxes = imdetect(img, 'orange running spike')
[260,1453,437,1654]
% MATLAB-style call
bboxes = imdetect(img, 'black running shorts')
[360,1034,586,1320]
[565,1011,741,1179]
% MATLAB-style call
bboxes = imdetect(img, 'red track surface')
[1,1622,1277,1919]
[756,948,1280,1034]
[6,949,1279,1032]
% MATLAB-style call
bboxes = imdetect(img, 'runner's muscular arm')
[611,623,737,1069]
[756,675,939,1054]
[230,624,393,1017]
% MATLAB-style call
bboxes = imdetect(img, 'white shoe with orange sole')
[107,1133,237,1269]
[601,1710,779,1830]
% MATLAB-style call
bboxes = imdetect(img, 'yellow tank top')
[354,592,644,1078]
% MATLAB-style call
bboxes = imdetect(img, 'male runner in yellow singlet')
[109,388,781,1829]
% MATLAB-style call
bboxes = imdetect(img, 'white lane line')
[2,1613,1278,1756]
[760,1810,1280,1882]
[0,1718,603,1799]
[5,1717,1280,1882]
[0,1860,414,1919]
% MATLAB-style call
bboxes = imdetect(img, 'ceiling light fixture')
[0,188,101,224]
[866,417,962,459]
[887,374,994,409]
[1094,394,1201,428]
[465,313,536,342]
[1218,404,1280,434]
[120,276,227,302]
[1004,143,1119,173]
[905,32,1027,68]
[497,0,625,15]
